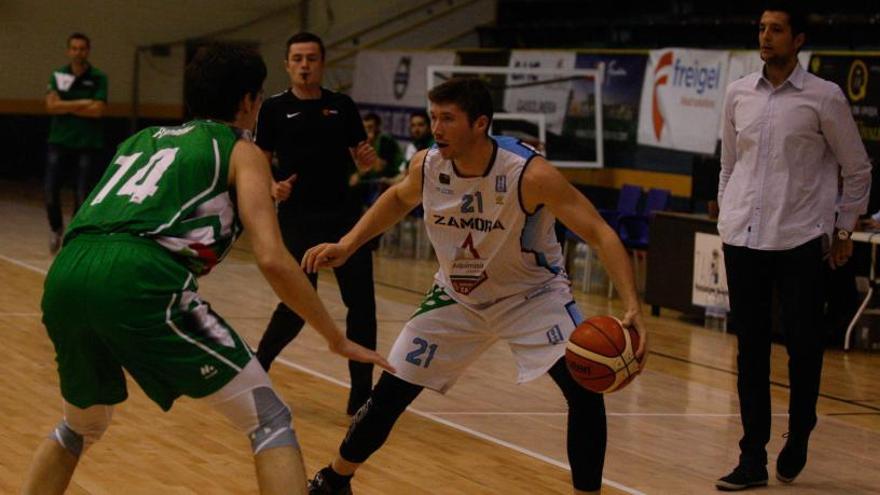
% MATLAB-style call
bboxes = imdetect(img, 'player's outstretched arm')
[521,157,648,364]
[302,149,426,273]
[230,139,395,372]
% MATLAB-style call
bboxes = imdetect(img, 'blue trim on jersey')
[517,154,540,215]
[493,135,538,160]
[520,209,562,275]
[534,251,561,275]
[565,300,584,325]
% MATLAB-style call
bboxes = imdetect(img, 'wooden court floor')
[1,179,878,494]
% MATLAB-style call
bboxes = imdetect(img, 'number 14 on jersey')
[91,148,180,205]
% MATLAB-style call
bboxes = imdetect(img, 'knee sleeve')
[339,372,422,463]
[51,421,84,458]
[206,358,299,454]
[52,402,113,457]
[247,387,296,454]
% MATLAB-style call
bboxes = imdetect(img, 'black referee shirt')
[256,88,367,221]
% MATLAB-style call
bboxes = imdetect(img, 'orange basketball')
[565,315,641,393]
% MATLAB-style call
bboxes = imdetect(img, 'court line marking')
[423,411,791,418]
[0,254,48,275]
[356,277,880,413]
[0,312,42,317]
[277,357,646,495]
[5,252,880,405]
[650,349,880,413]
[0,255,644,494]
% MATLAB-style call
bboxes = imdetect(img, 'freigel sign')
[637,48,729,154]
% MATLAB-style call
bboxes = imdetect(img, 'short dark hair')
[410,109,429,123]
[428,77,493,133]
[363,112,381,126]
[286,32,325,60]
[68,32,90,48]
[763,1,807,37]
[185,43,267,121]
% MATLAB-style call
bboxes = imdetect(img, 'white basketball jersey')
[422,136,567,306]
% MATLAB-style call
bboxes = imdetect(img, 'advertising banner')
[503,50,577,134]
[351,50,456,139]
[809,54,880,212]
[637,48,729,154]
[573,53,648,145]
[692,233,729,310]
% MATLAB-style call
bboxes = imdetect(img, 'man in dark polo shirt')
[255,32,380,415]
[44,32,108,254]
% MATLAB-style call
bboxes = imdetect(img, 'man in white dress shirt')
[715,2,872,491]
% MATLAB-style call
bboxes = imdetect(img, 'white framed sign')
[692,232,729,309]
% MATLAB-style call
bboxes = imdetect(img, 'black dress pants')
[723,237,826,467]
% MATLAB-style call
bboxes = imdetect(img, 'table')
[845,231,880,351]
[645,211,719,316]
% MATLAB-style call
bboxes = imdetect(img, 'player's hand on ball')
[621,309,648,371]
[302,243,350,272]
[330,338,396,373]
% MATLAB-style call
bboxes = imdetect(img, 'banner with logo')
[637,48,730,154]
[808,53,880,212]
[503,50,577,134]
[352,50,456,139]
[574,53,648,145]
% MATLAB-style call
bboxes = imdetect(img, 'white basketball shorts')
[388,278,584,393]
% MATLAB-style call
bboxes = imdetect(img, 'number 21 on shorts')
[405,337,438,368]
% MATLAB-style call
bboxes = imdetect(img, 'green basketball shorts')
[42,234,253,411]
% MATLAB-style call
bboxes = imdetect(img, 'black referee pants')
[723,237,826,468]
[256,215,378,412]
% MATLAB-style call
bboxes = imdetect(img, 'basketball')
[565,315,641,393]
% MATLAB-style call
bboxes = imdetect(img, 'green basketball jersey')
[67,120,245,276]
[47,64,108,149]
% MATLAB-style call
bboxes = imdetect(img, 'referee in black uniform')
[255,32,380,415]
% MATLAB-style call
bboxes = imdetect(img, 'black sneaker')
[716,464,768,491]
[308,467,353,495]
[776,432,809,483]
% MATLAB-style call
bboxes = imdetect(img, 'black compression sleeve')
[548,358,607,492]
[339,372,423,463]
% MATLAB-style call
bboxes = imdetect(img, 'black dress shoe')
[776,432,809,483]
[716,464,769,491]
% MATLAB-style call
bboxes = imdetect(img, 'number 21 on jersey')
[461,191,483,213]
